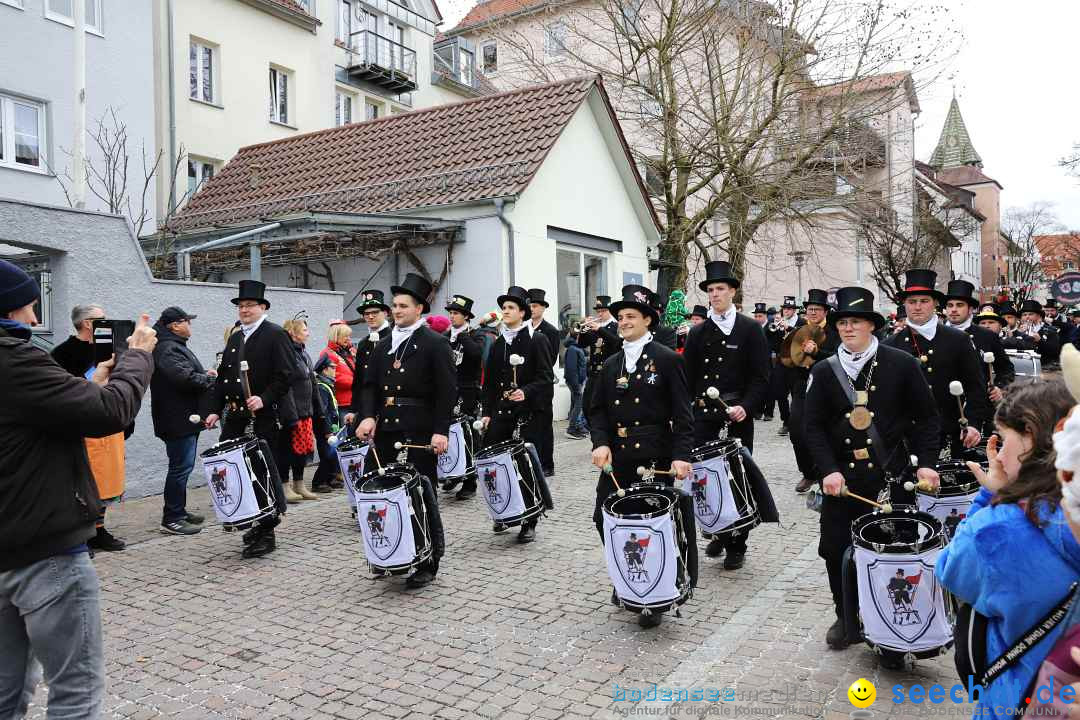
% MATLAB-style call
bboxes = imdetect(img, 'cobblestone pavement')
[28,421,966,719]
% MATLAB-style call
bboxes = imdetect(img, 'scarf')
[622,332,653,373]
[0,317,31,340]
[449,324,467,342]
[907,314,939,341]
[389,318,423,353]
[783,314,798,328]
[837,336,878,381]
[240,314,267,341]
[500,324,524,345]
[708,306,736,335]
[1030,322,1044,334]
[949,317,972,331]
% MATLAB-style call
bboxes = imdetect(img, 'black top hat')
[609,285,660,327]
[895,304,907,320]
[944,279,978,307]
[805,288,830,309]
[232,279,270,308]
[782,295,797,309]
[975,305,1004,325]
[691,304,708,318]
[1019,299,1045,317]
[445,294,475,318]
[1045,298,1060,309]
[829,287,885,330]
[497,285,531,311]
[898,268,944,303]
[699,260,739,291]
[527,288,549,308]
[593,295,612,310]
[998,302,1019,318]
[390,273,433,312]
[752,302,767,314]
[357,289,390,314]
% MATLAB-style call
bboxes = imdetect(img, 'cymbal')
[787,324,826,368]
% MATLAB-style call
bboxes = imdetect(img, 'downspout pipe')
[166,0,177,215]
[494,198,515,285]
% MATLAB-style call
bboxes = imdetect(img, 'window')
[555,247,608,332]
[459,48,474,86]
[544,21,567,57]
[189,40,216,103]
[335,91,353,126]
[0,95,45,171]
[186,157,215,196]
[481,42,497,74]
[337,0,352,44]
[45,0,102,33]
[295,0,313,12]
[269,67,290,124]
[365,100,380,121]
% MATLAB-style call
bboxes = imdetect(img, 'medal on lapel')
[393,359,402,369]
[849,390,872,430]
[616,376,629,391]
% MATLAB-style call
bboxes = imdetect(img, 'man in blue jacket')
[563,333,588,438]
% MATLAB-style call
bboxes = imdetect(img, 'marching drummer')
[682,260,770,570]
[354,273,453,589]
[443,294,483,417]
[473,286,555,542]
[803,286,941,662]
[352,289,391,381]
[883,269,991,457]
[942,280,1014,405]
[588,284,694,628]
[204,280,296,559]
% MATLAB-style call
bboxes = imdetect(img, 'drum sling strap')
[955,582,1077,714]
[826,355,891,471]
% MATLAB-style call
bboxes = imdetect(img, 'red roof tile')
[170,76,607,231]
[447,0,555,34]
[935,165,1002,189]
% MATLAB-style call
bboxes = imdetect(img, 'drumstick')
[239,360,252,401]
[472,419,485,431]
[509,353,524,387]
[949,380,968,427]
[394,441,434,451]
[840,486,893,513]
[636,466,676,477]
[705,386,735,414]
[603,464,625,497]
[903,479,935,493]
[368,443,385,475]
[982,351,996,388]
[189,414,202,424]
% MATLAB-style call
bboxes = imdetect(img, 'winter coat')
[562,338,587,390]
[318,342,355,409]
[938,488,1080,715]
[0,323,152,570]
[150,323,216,440]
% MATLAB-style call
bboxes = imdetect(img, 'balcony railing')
[345,29,417,93]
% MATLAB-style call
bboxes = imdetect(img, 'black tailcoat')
[682,313,770,422]
[212,320,298,436]
[577,319,622,374]
[358,325,456,437]
[530,319,561,368]
[883,322,991,444]
[349,322,390,412]
[1030,324,1062,366]
[961,323,1015,390]
[480,327,554,429]
[444,325,483,414]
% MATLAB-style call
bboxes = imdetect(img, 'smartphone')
[91,319,136,365]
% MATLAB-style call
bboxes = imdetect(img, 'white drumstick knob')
[635,466,646,477]
[706,386,720,400]
[617,489,625,497]
[910,454,919,467]
[377,468,386,476]
[881,503,893,513]
[394,441,404,449]
[240,360,249,371]
[982,351,995,364]
[903,481,915,491]
[472,419,485,431]
[949,380,964,396]
[509,354,524,366]
[189,414,201,424]
[328,435,340,447]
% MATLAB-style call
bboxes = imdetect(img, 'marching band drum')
[843,507,954,663]
[602,483,698,617]
[335,434,371,516]
[200,435,279,531]
[352,462,434,576]
[473,438,554,528]
[917,460,982,542]
[686,439,760,542]
[437,413,479,492]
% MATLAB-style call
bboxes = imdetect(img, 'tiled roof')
[447,0,553,33]
[935,164,1001,190]
[170,76,631,232]
[928,97,982,170]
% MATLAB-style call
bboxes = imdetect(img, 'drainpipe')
[494,198,515,285]
[166,0,177,215]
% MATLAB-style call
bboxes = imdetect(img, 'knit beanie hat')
[0,259,40,315]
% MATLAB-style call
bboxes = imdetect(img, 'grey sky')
[439,0,1080,229]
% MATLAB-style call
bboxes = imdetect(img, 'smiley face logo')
[847,678,876,708]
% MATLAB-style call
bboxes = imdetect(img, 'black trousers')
[221,418,287,531]
[768,360,790,423]
[592,458,672,542]
[693,418,753,553]
[536,406,554,473]
[787,392,815,480]
[372,430,446,574]
[478,409,542,529]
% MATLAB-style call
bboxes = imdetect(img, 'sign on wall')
[1051,272,1080,305]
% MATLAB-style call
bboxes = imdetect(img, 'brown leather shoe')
[795,476,815,494]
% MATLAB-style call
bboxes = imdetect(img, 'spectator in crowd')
[938,380,1080,716]
[0,259,156,719]
[426,314,451,334]
[310,355,342,493]
[283,317,325,501]
[318,321,355,423]
[151,306,216,536]
[563,333,588,438]
[52,303,129,552]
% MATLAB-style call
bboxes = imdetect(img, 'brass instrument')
[572,316,600,333]
[780,324,826,368]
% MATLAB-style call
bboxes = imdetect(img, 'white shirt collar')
[1030,322,1044,333]
[240,315,267,341]
[782,314,798,328]
[838,336,879,381]
[450,324,467,342]
[622,332,653,373]
[907,315,939,341]
[389,318,424,353]
[708,306,736,334]
[949,317,972,331]
[501,323,524,345]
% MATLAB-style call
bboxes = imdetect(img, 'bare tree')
[52,106,165,237]
[481,0,960,297]
[1001,202,1062,307]
[1062,143,1080,177]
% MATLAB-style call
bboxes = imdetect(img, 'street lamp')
[788,250,809,299]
